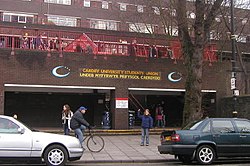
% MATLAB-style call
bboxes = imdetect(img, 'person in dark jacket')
[70,106,90,146]
[137,108,153,146]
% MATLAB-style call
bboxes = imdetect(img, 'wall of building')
[219,96,250,119]
[0,49,231,128]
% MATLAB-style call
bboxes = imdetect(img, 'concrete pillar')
[110,86,129,129]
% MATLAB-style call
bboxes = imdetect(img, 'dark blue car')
[158,118,250,164]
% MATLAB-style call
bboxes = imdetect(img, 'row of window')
[16,0,250,26]
[44,0,243,23]
[201,120,250,134]
[45,0,146,13]
[19,0,250,26]
[43,0,249,24]
[1,11,249,43]
[44,0,71,5]
[3,13,34,24]
[3,11,248,28]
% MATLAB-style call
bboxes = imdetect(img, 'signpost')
[230,0,238,117]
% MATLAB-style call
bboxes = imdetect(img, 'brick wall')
[0,49,231,128]
[219,96,250,119]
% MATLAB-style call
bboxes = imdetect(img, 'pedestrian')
[70,106,91,146]
[137,108,153,146]
[155,104,164,127]
[62,104,73,135]
[13,114,18,119]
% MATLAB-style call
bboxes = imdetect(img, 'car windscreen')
[182,120,204,130]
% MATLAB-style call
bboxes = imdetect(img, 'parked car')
[158,118,250,164]
[0,115,83,166]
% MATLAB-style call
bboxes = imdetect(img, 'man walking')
[70,106,91,146]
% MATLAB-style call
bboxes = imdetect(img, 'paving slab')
[74,135,175,163]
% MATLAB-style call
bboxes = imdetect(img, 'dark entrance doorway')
[129,91,216,127]
[129,93,184,127]
[4,92,106,128]
[147,95,184,127]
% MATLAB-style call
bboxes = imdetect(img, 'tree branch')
[204,0,224,35]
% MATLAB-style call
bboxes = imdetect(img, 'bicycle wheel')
[87,135,105,152]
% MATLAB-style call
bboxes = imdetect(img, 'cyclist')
[70,106,91,147]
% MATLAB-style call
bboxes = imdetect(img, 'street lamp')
[230,0,238,117]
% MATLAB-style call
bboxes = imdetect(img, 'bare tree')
[111,0,249,126]
[223,1,250,94]
[174,0,223,125]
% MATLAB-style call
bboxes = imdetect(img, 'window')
[187,11,196,19]
[166,26,178,36]
[2,12,34,24]
[205,0,215,4]
[212,120,235,133]
[102,1,108,9]
[129,23,154,34]
[241,18,248,25]
[90,19,118,30]
[171,9,176,16]
[210,30,220,40]
[44,0,71,5]
[153,7,160,15]
[18,16,26,23]
[182,120,204,130]
[137,5,144,13]
[12,15,18,22]
[202,121,211,132]
[119,3,127,11]
[235,120,250,133]
[215,16,222,22]
[3,15,11,22]
[0,118,19,133]
[84,0,90,7]
[47,15,77,27]
[237,35,247,43]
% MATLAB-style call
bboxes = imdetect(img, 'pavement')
[73,134,176,164]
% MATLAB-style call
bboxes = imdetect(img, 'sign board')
[231,78,236,90]
[234,90,240,96]
[116,98,128,109]
[79,68,161,81]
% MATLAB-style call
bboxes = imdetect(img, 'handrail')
[0,33,218,62]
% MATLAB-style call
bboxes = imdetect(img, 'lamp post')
[230,0,238,117]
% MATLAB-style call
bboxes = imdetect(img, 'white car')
[0,115,83,166]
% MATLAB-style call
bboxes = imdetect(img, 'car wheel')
[178,155,192,164]
[44,145,68,166]
[196,145,215,165]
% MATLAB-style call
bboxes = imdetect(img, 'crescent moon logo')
[168,72,182,82]
[51,66,70,78]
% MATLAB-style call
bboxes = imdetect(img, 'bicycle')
[76,127,105,153]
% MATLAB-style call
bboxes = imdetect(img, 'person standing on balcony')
[35,34,42,49]
[62,104,73,135]
[130,39,137,56]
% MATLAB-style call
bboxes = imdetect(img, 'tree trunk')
[182,45,204,126]
[175,0,224,126]
[177,0,205,126]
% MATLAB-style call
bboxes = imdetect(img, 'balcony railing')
[0,27,218,63]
